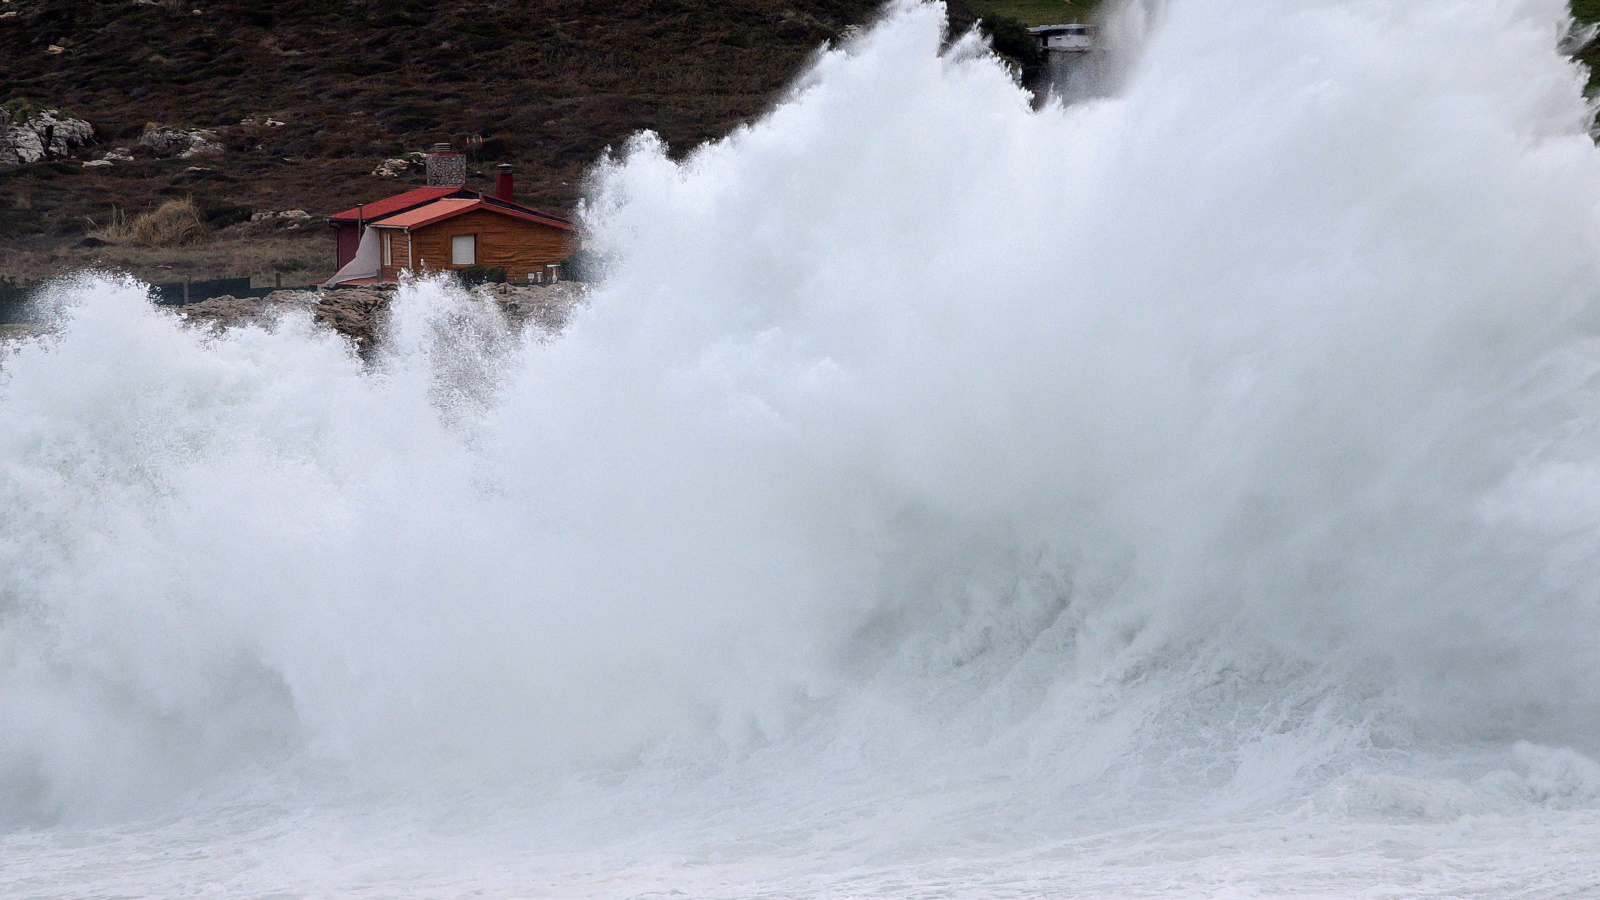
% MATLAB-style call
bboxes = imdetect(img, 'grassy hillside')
[963,0,1097,26]
[1,0,877,284]
[4,0,1597,286]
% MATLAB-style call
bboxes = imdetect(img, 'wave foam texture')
[4,0,1600,875]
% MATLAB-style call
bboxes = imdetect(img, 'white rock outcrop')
[250,210,313,222]
[0,105,95,166]
[137,124,224,159]
[372,151,426,177]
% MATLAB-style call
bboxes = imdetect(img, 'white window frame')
[451,233,477,267]
[382,230,392,267]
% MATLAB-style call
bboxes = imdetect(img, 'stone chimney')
[425,142,466,187]
[495,164,515,203]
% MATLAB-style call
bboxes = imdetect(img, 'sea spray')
[4,0,1600,894]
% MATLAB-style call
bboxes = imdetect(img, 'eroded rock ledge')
[175,282,587,353]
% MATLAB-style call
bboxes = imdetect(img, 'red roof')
[369,197,576,232]
[482,196,574,229]
[328,186,467,223]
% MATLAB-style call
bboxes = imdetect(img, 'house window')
[382,231,392,267]
[451,234,476,266]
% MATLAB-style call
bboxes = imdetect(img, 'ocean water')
[5,1,1600,895]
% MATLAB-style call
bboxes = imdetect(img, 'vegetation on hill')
[1573,1,1600,89]
[1,0,879,283]
[4,0,1599,287]
[963,0,1097,27]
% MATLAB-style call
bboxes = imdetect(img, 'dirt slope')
[1,0,882,281]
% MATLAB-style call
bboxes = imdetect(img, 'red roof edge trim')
[327,186,469,223]
[480,196,574,228]
[369,198,577,232]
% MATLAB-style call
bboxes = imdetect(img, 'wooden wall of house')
[409,210,573,282]
[378,229,414,283]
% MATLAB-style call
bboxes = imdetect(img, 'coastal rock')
[476,281,588,333]
[175,283,586,351]
[0,102,95,166]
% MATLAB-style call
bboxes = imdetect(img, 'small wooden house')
[324,158,575,286]
[327,185,472,273]
[368,197,573,283]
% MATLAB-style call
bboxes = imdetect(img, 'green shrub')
[203,205,254,228]
[455,265,506,287]
[560,250,600,283]
[979,14,1042,83]
[1,98,44,125]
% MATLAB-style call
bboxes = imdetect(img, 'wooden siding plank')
[375,211,572,283]
[410,210,573,282]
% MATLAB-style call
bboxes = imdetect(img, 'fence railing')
[151,277,280,305]
[0,277,287,321]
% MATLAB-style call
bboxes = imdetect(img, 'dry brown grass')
[4,227,330,287]
[83,207,132,244]
[88,199,208,247]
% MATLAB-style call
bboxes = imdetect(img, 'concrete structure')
[1028,23,1097,54]
[1029,23,1102,91]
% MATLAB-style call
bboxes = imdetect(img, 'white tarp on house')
[324,226,382,286]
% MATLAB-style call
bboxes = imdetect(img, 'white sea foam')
[5,0,1600,894]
